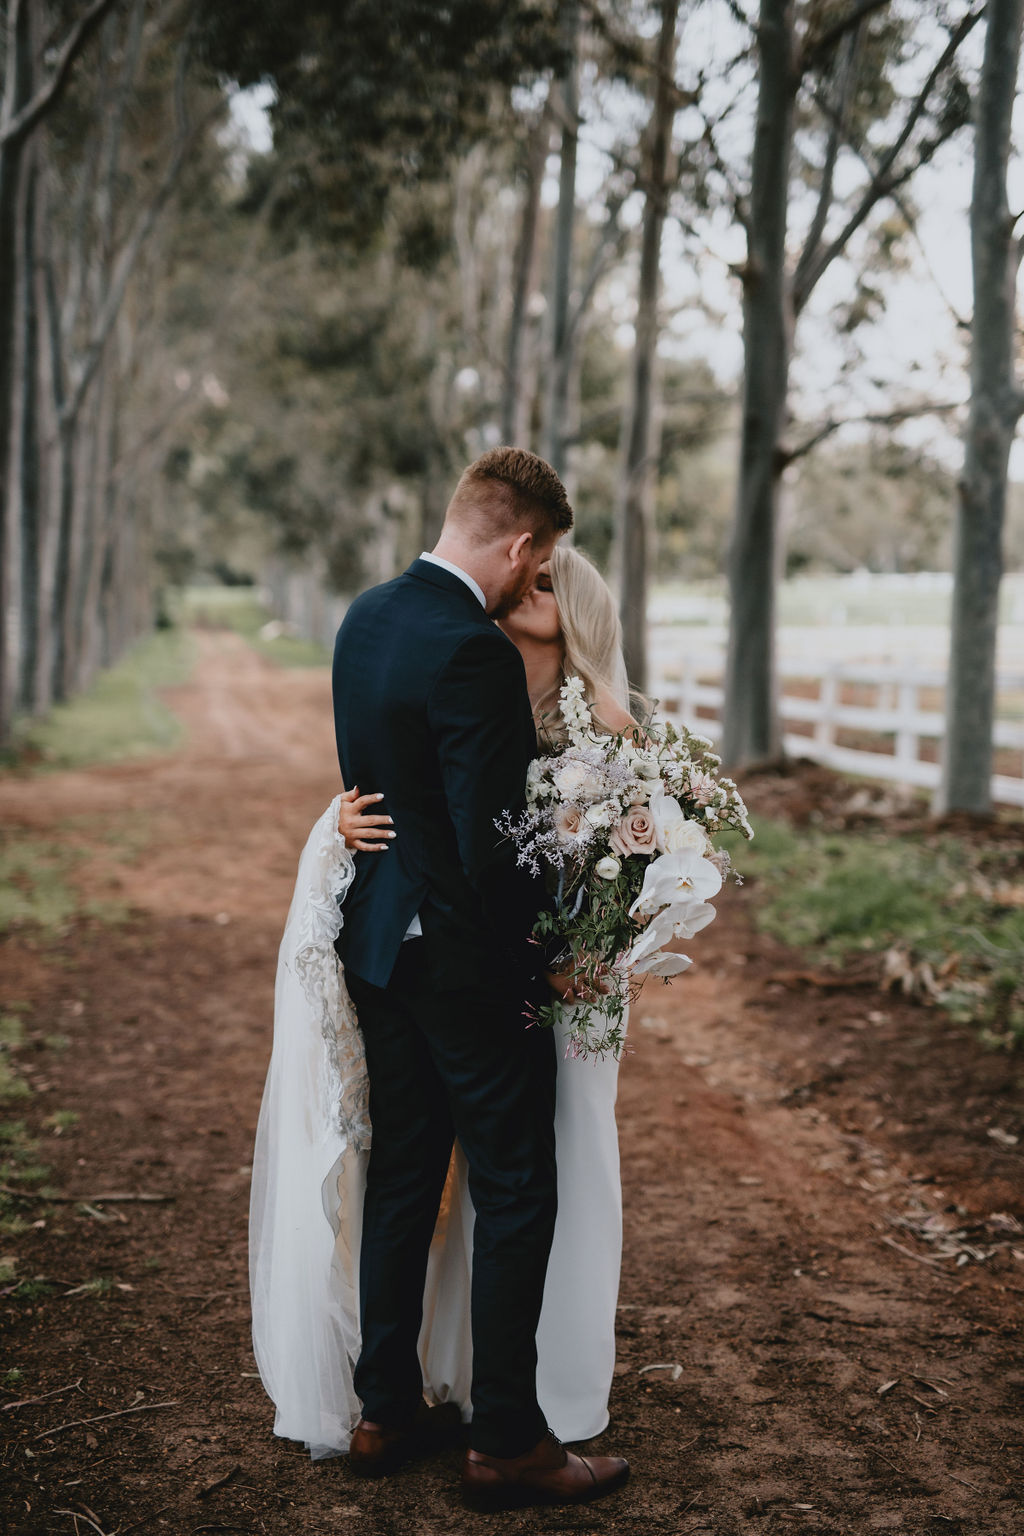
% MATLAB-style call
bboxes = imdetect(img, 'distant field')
[650,572,1024,675]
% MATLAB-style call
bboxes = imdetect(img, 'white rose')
[553,761,590,799]
[584,799,618,831]
[594,855,621,880]
[650,786,708,855]
[662,817,710,855]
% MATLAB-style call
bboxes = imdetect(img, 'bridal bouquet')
[496,677,753,1060]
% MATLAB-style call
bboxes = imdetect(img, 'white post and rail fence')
[649,654,1024,808]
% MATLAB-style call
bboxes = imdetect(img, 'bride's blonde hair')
[542,544,643,738]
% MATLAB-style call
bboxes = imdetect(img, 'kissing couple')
[250,447,638,1510]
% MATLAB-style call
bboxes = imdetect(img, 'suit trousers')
[345,938,558,1459]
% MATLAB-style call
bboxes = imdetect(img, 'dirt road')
[1,632,1020,1535]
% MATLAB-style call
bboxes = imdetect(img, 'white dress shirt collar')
[418,551,486,611]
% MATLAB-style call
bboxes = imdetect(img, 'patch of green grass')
[0,1015,25,1047]
[183,585,331,667]
[0,1060,29,1101]
[5,627,194,772]
[43,1110,78,1135]
[745,817,1024,1047]
[0,834,84,933]
[4,1367,24,1386]
[43,1034,71,1054]
[72,1275,113,1298]
[10,1278,56,1301]
[0,823,133,936]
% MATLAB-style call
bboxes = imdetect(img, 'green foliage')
[746,818,1024,1047]
[7,629,194,773]
[0,1061,29,1101]
[787,439,957,575]
[0,1016,25,1048]
[10,1279,57,1302]
[43,1110,79,1136]
[71,1276,114,1299]
[0,1118,49,1235]
[198,1,566,243]
[0,835,84,935]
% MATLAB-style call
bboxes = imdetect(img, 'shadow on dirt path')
[0,632,1021,1535]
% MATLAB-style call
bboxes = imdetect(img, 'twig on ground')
[32,1400,179,1441]
[54,1509,113,1536]
[3,1378,83,1411]
[881,1235,946,1269]
[868,1447,909,1476]
[945,1469,987,1494]
[198,1465,240,1498]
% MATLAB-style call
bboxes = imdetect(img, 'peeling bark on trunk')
[939,0,1024,814]
[722,0,795,768]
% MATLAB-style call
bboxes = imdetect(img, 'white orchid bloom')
[628,849,723,920]
[625,897,716,968]
[633,949,693,977]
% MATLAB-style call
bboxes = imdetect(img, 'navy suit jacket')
[332,558,546,996]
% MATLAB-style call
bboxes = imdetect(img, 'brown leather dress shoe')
[461,1430,630,1510]
[348,1400,463,1478]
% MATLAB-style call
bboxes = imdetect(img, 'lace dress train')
[249,800,624,1458]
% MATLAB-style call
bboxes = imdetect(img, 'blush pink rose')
[610,804,657,858]
[554,804,584,842]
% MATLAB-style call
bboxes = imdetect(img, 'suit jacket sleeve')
[428,628,546,977]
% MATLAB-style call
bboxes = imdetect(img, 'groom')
[332,448,628,1509]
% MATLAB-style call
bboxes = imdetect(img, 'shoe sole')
[462,1464,630,1512]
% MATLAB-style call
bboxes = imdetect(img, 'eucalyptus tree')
[939,0,1024,815]
[0,0,120,741]
[714,0,980,767]
[616,0,681,693]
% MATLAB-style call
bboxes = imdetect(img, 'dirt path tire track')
[0,635,1020,1536]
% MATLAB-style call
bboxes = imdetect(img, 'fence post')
[895,678,917,777]
[816,670,837,757]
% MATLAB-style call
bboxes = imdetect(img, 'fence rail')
[650,654,1024,806]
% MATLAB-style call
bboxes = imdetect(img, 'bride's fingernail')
[387,832,396,839]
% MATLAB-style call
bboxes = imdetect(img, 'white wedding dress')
[249,797,625,1460]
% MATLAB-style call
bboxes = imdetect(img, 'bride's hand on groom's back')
[337,786,396,852]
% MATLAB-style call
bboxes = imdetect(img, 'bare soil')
[1,632,1021,1536]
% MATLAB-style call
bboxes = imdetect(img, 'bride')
[249,544,639,1461]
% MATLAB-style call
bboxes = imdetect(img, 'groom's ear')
[508,530,533,566]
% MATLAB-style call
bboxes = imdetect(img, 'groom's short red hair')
[446,447,574,543]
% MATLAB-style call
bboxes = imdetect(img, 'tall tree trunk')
[501,100,550,446]
[0,0,33,743]
[76,349,116,692]
[9,137,39,716]
[616,0,679,696]
[938,0,1024,814]
[542,0,578,480]
[721,0,796,768]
